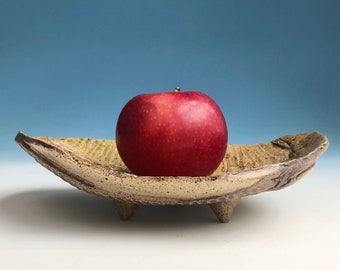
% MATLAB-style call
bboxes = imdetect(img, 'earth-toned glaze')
[15,131,328,222]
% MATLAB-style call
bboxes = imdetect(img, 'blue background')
[1,0,339,161]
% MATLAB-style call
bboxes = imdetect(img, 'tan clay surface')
[15,131,328,222]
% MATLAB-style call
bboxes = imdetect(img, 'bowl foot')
[113,200,138,221]
[209,197,240,223]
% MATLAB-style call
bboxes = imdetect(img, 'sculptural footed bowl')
[15,131,328,223]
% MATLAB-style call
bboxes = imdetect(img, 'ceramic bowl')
[15,131,328,222]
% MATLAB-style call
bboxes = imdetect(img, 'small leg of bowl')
[209,197,240,223]
[113,200,138,221]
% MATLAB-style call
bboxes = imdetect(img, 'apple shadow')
[0,187,268,235]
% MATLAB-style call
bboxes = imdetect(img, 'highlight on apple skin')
[115,88,228,177]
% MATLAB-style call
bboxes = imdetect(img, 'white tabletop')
[0,157,339,270]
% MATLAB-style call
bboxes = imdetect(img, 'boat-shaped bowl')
[15,131,328,222]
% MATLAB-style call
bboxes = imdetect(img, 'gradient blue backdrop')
[1,0,339,161]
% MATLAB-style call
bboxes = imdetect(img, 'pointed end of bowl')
[15,131,31,146]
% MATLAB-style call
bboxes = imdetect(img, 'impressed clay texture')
[15,131,328,222]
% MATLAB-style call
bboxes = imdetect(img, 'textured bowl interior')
[37,132,325,174]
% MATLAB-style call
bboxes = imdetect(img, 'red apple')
[115,88,228,176]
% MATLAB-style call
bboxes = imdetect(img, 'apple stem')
[174,87,181,92]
